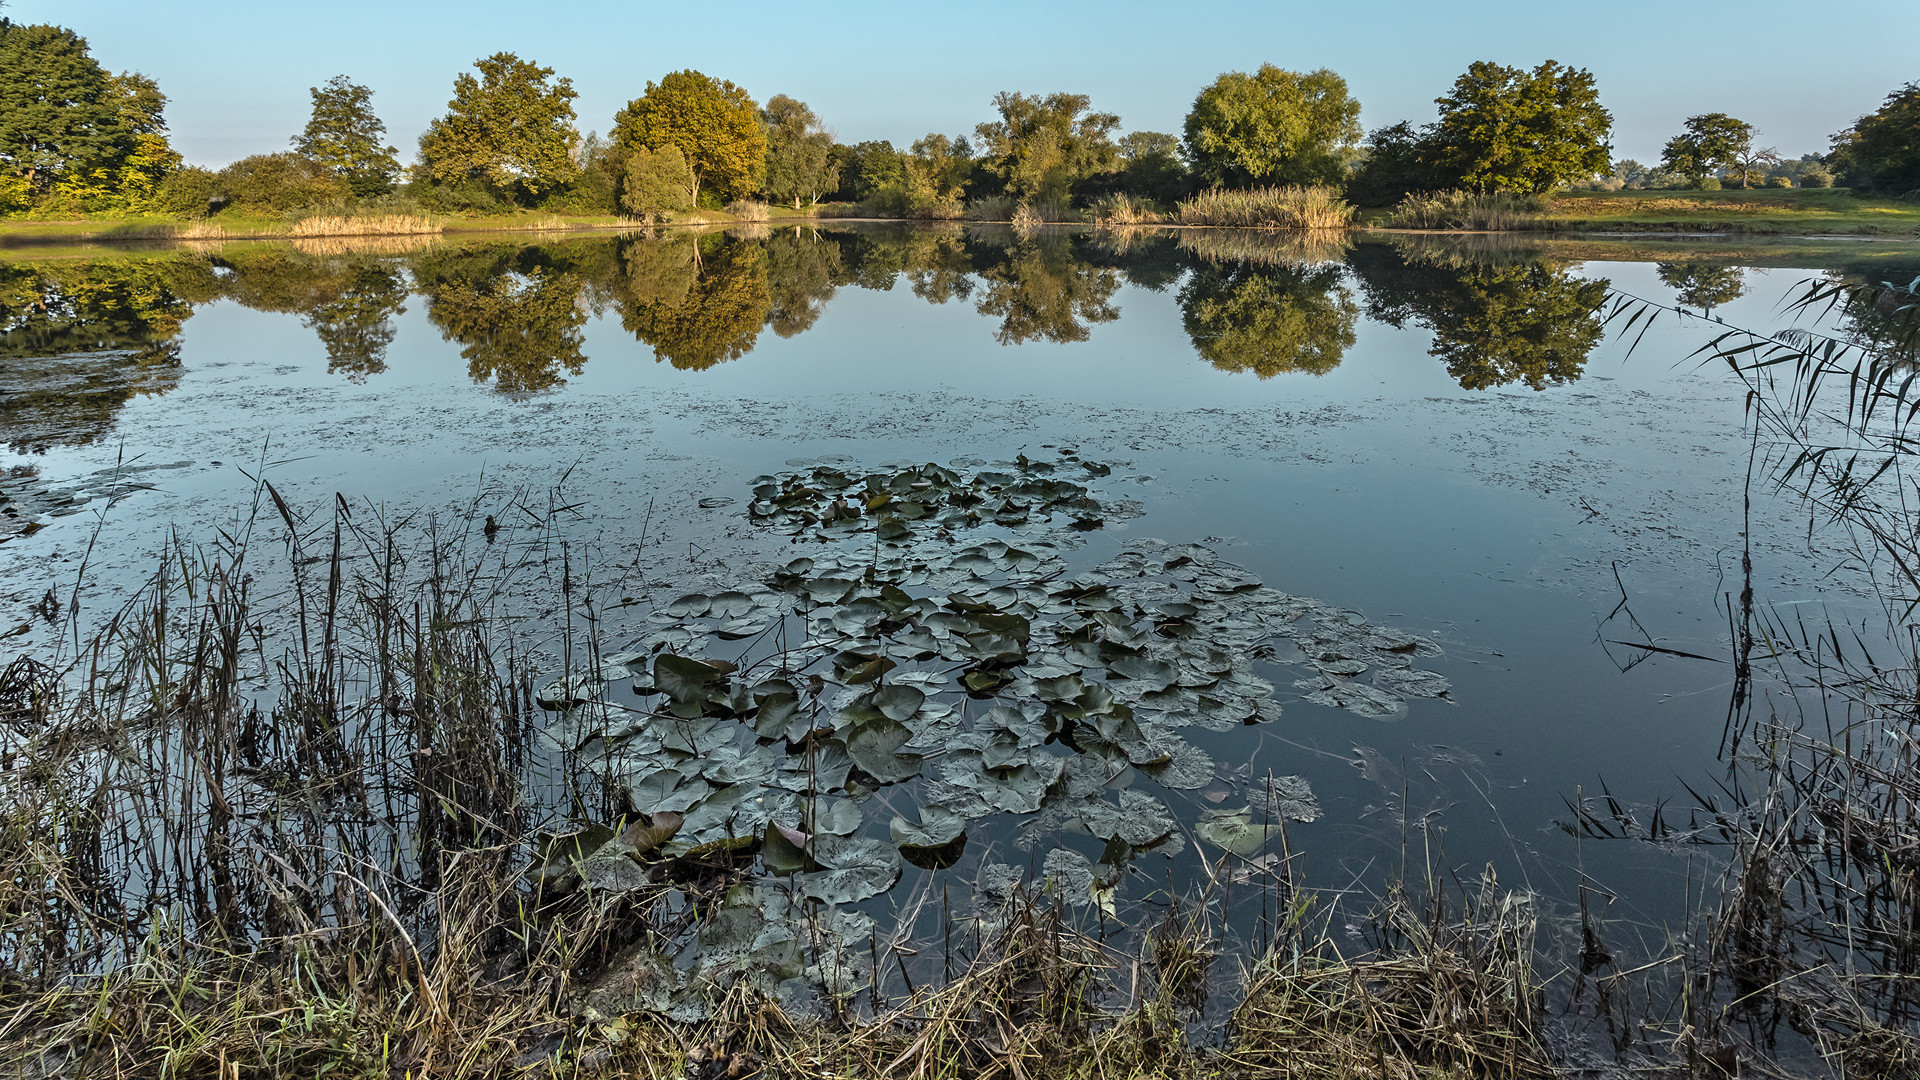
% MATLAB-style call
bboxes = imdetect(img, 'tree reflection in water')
[1655,262,1747,313]
[0,258,201,450]
[1178,261,1358,377]
[1351,244,1610,391]
[615,232,770,371]
[415,243,601,394]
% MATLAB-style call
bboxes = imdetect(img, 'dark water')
[2,223,1910,986]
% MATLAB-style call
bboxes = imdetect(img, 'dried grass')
[1177,186,1356,230]
[1386,190,1545,231]
[283,213,442,237]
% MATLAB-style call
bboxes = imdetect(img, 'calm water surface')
[4,224,1913,956]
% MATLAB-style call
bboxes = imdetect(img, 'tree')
[1115,131,1189,204]
[842,139,905,201]
[214,153,346,214]
[294,75,401,196]
[1661,113,1751,187]
[1183,65,1360,188]
[1345,121,1454,206]
[619,144,694,220]
[1830,82,1920,194]
[974,92,1119,207]
[613,70,765,205]
[761,94,838,208]
[0,23,128,192]
[1427,60,1611,193]
[418,53,579,205]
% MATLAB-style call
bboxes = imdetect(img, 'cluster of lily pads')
[537,456,1452,1011]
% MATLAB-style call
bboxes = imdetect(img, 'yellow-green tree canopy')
[614,71,765,204]
[1660,113,1750,185]
[1183,66,1360,188]
[418,53,580,205]
[294,75,401,196]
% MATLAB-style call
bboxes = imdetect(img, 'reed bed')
[1090,194,1164,227]
[724,199,770,223]
[283,213,442,237]
[1385,190,1546,231]
[1177,186,1357,230]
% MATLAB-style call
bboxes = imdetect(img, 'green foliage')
[842,140,905,201]
[0,23,128,192]
[614,70,765,204]
[294,75,401,197]
[418,52,580,207]
[1802,168,1835,188]
[153,165,218,216]
[1661,113,1750,185]
[1179,262,1357,377]
[213,153,346,214]
[761,94,837,208]
[971,232,1120,344]
[1345,121,1454,207]
[1830,82,1920,194]
[619,144,694,221]
[1183,65,1360,188]
[974,91,1119,207]
[1428,60,1611,194]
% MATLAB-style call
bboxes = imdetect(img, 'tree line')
[3,13,1917,223]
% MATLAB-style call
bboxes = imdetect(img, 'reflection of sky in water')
[0,233,1897,944]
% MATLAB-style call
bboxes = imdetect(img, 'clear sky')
[17,0,1918,170]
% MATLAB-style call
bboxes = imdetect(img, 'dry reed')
[1177,186,1357,230]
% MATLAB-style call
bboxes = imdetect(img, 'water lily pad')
[799,797,862,836]
[1078,789,1177,848]
[890,805,964,848]
[845,718,923,783]
[1195,806,1280,856]
[1041,848,1096,905]
[802,836,901,904]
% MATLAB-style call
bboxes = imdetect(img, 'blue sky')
[20,0,1918,170]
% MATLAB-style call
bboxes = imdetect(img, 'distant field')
[1540,188,1920,234]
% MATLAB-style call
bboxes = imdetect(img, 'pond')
[3,223,1915,1022]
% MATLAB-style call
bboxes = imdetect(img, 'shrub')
[1802,169,1835,188]
[1694,176,1722,191]
[214,153,348,215]
[1385,189,1545,230]
[1766,176,1793,189]
[1176,186,1356,229]
[1010,203,1045,230]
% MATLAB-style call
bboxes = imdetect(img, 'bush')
[214,153,348,215]
[1385,189,1544,230]
[1694,176,1722,191]
[153,167,222,217]
[1802,169,1835,188]
[1176,186,1356,229]
[1766,176,1793,189]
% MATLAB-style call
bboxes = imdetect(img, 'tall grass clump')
[725,198,770,222]
[1386,190,1545,230]
[1177,186,1357,230]
[1091,193,1164,227]
[284,213,442,237]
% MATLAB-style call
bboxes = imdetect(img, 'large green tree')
[974,92,1119,208]
[418,53,580,205]
[0,22,128,192]
[761,94,837,208]
[1660,113,1751,187]
[1427,60,1611,193]
[294,75,401,196]
[1183,65,1360,188]
[1830,82,1920,194]
[619,143,695,220]
[613,71,765,205]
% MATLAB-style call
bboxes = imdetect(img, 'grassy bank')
[1359,187,1920,236]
